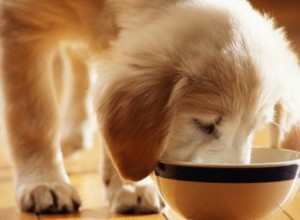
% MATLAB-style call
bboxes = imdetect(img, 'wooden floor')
[0,144,167,220]
[1,140,300,220]
[1,1,300,220]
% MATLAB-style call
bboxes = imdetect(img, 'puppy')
[1,0,300,215]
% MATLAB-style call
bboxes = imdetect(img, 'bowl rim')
[155,148,300,183]
[159,147,300,168]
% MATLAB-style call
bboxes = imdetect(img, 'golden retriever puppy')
[1,0,300,215]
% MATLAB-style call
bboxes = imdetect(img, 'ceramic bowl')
[155,148,300,220]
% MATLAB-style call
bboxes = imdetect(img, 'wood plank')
[0,181,17,209]
[0,146,17,209]
[40,208,165,220]
[281,186,300,220]
[69,173,107,209]
[0,207,37,220]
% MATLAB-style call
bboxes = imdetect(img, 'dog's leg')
[101,146,165,214]
[1,22,81,215]
[58,48,93,157]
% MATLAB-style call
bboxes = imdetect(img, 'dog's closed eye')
[192,117,222,136]
[193,118,216,134]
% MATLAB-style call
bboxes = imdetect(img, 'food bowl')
[155,148,300,220]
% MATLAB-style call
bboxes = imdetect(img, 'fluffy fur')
[0,0,300,214]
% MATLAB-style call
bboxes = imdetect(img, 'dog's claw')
[18,182,81,214]
[109,183,165,214]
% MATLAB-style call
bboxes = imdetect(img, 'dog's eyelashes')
[200,123,215,135]
[192,118,216,135]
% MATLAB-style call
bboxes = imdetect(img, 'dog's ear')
[98,72,187,181]
[281,124,300,150]
[270,102,300,150]
[270,103,286,148]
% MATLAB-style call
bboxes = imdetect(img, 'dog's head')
[96,1,300,181]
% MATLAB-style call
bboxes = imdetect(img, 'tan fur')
[282,125,300,150]
[1,0,300,214]
[99,72,187,180]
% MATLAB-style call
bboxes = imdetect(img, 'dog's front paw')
[109,183,165,214]
[17,182,81,213]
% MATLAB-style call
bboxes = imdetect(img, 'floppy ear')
[98,72,187,181]
[270,103,286,148]
[270,102,300,150]
[281,124,300,150]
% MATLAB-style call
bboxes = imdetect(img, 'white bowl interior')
[160,148,300,168]
[251,148,300,163]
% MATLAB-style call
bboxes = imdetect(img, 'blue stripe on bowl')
[155,163,300,183]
